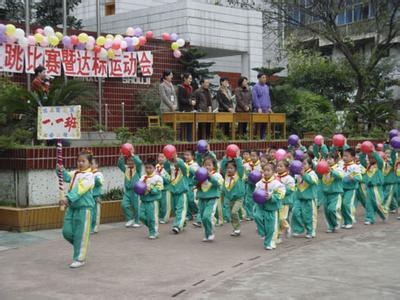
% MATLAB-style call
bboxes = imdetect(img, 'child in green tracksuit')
[321,152,344,233]
[243,150,262,221]
[117,151,143,228]
[342,148,362,229]
[254,163,286,250]
[139,159,164,239]
[156,153,170,223]
[221,154,245,237]
[59,150,95,268]
[184,150,199,221]
[292,157,319,239]
[394,152,400,219]
[164,155,189,234]
[359,151,388,224]
[312,141,329,208]
[195,155,223,242]
[355,154,367,210]
[91,158,104,233]
[383,148,397,211]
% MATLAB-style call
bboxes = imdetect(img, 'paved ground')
[1,209,400,300]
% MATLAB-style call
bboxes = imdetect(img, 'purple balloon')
[390,136,400,149]
[197,140,208,154]
[253,189,267,205]
[127,46,134,52]
[124,37,132,46]
[290,160,303,175]
[389,129,399,140]
[76,43,85,50]
[134,27,143,37]
[288,134,300,146]
[294,149,304,161]
[0,33,6,44]
[0,24,6,34]
[133,181,147,195]
[248,170,262,184]
[170,33,178,41]
[195,167,209,182]
[62,36,71,46]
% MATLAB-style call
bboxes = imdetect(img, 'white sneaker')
[202,237,209,242]
[326,229,333,233]
[132,223,141,228]
[397,216,400,220]
[305,234,312,239]
[230,230,241,237]
[276,238,282,244]
[207,234,215,241]
[265,246,272,250]
[70,261,85,268]
[341,224,346,228]
[292,233,300,237]
[125,220,134,227]
[364,221,371,225]
[148,235,157,240]
[193,221,202,227]
[345,224,353,229]
[159,220,166,224]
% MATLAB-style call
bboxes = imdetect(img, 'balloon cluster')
[0,23,186,60]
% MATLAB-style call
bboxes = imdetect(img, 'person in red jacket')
[31,65,50,95]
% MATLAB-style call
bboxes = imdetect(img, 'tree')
[225,0,400,105]
[33,0,83,29]
[2,0,25,23]
[178,47,215,90]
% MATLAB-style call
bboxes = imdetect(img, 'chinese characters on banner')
[0,44,153,78]
[37,106,81,140]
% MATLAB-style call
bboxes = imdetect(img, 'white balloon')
[99,48,108,60]
[18,37,28,48]
[132,37,139,46]
[176,38,185,47]
[15,28,25,39]
[44,26,54,36]
[120,40,127,49]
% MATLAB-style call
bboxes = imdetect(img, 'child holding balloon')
[291,157,319,239]
[359,143,388,225]
[221,152,245,236]
[195,156,224,242]
[59,150,95,268]
[318,153,344,233]
[118,144,143,228]
[254,163,286,250]
[138,159,164,239]
[163,145,189,234]
[184,150,200,221]
[243,150,262,221]
[382,148,397,212]
[91,158,104,234]
[156,153,170,224]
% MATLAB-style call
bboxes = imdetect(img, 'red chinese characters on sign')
[64,113,78,132]
[138,51,153,76]
[92,54,107,77]
[76,50,93,77]
[44,48,62,76]
[4,44,24,73]
[25,46,44,74]
[61,49,77,76]
[108,55,124,77]
[0,45,4,72]
[122,52,137,77]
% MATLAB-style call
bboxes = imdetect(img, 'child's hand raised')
[59,199,68,207]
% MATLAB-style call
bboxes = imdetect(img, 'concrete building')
[73,0,285,82]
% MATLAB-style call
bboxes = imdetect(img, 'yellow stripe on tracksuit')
[373,186,388,218]
[154,202,159,234]
[312,200,318,237]
[272,211,279,248]
[165,191,172,222]
[336,194,343,226]
[78,209,91,261]
[179,194,188,229]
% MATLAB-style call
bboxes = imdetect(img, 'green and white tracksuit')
[164,158,189,230]
[383,150,397,211]
[156,163,170,221]
[118,155,143,223]
[195,171,223,239]
[276,172,296,237]
[342,161,362,226]
[243,159,262,220]
[61,168,95,262]
[355,161,367,209]
[321,164,344,231]
[292,169,319,237]
[254,176,286,248]
[139,173,164,237]
[312,144,329,208]
[221,157,245,232]
[185,160,199,221]
[91,169,104,232]
[359,152,388,223]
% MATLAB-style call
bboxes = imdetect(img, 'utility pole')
[96,0,103,131]
[25,0,30,91]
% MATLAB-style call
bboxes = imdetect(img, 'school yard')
[1,211,400,300]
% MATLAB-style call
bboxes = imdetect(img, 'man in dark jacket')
[235,76,252,135]
[193,79,212,138]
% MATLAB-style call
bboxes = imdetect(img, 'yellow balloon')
[107,49,115,59]
[5,24,16,36]
[171,42,179,51]
[55,32,63,40]
[96,36,106,46]
[49,36,59,46]
[115,34,123,41]
[78,33,88,43]
[106,34,114,40]
[34,33,44,43]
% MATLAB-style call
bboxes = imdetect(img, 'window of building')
[336,0,370,25]
[105,0,115,16]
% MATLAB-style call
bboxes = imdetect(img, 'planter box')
[0,200,124,232]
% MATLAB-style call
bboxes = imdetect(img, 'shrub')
[101,188,124,201]
[133,126,175,144]
[114,127,133,144]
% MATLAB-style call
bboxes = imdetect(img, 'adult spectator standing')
[32,66,50,106]
[252,73,273,139]
[159,70,178,113]
[193,79,212,138]
[177,73,195,141]
[216,77,235,136]
[235,76,252,135]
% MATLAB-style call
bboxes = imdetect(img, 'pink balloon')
[27,35,36,46]
[162,32,171,41]
[146,31,154,39]
[104,39,112,49]
[139,36,146,46]
[173,49,181,58]
[35,28,44,35]
[314,135,324,146]
[40,37,49,47]
[112,40,120,50]
[275,149,287,161]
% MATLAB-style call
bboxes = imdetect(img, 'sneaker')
[326,229,333,233]
[276,238,282,244]
[193,221,202,227]
[265,246,272,250]
[364,221,371,225]
[335,225,340,230]
[70,261,85,268]
[207,234,215,241]
[148,235,157,240]
[172,227,180,234]
[245,217,253,221]
[230,230,241,237]
[390,209,397,214]
[341,224,346,228]
[305,234,312,239]
[345,224,353,229]
[202,238,209,242]
[292,233,301,237]
[159,220,166,224]
[132,223,141,228]
[125,220,134,227]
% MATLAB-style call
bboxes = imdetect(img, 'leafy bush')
[12,128,33,145]
[133,126,175,144]
[114,127,133,144]
[101,188,124,201]
[136,83,161,116]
